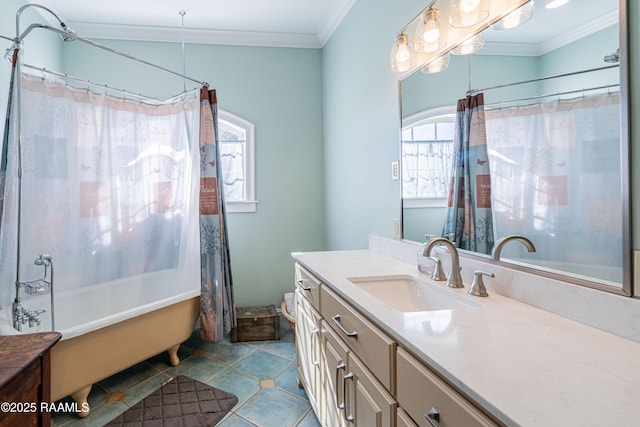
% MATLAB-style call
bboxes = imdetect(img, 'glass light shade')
[451,32,485,55]
[492,1,534,30]
[413,9,447,53]
[545,0,569,9]
[390,34,416,72]
[450,0,489,28]
[421,53,451,74]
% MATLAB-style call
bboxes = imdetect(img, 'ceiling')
[24,0,617,53]
[25,0,358,48]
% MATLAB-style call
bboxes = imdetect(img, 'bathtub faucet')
[12,303,46,331]
[12,253,55,331]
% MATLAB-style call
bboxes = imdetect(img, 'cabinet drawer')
[397,407,418,427]
[321,285,395,393]
[295,264,322,312]
[397,347,498,427]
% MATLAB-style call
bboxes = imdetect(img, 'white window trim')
[218,109,257,213]
[402,106,456,209]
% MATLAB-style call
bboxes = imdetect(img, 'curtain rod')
[467,64,619,95]
[485,83,620,108]
[10,23,209,88]
[22,63,198,104]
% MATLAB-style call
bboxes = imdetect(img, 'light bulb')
[390,33,416,72]
[450,0,488,28]
[414,9,446,53]
[423,25,440,44]
[396,43,411,63]
[459,0,481,13]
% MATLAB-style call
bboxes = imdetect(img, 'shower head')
[34,254,53,267]
[604,48,620,63]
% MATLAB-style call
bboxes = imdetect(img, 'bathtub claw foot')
[70,384,92,418]
[167,344,181,366]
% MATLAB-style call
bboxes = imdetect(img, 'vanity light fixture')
[450,0,489,28]
[492,1,534,30]
[545,0,569,9]
[421,52,451,74]
[451,32,485,55]
[413,8,447,53]
[390,33,416,72]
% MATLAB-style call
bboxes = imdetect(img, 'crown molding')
[317,0,357,46]
[68,22,323,48]
[480,9,617,57]
[538,9,617,55]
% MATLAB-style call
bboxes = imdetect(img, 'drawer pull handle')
[296,279,312,291]
[311,328,320,366]
[332,315,358,339]
[335,362,346,410]
[425,407,440,427]
[343,372,355,423]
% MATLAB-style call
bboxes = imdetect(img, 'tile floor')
[51,315,320,427]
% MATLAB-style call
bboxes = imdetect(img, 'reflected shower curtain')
[0,73,202,328]
[443,93,494,254]
[199,87,235,341]
[484,92,621,282]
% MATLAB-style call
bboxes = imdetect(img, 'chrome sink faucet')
[491,235,536,261]
[422,237,464,288]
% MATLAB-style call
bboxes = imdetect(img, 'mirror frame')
[398,0,632,297]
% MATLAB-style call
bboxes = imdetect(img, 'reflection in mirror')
[400,0,629,293]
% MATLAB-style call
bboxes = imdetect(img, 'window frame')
[402,106,456,209]
[217,109,257,213]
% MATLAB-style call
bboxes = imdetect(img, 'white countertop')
[294,249,640,427]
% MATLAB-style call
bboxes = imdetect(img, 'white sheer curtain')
[0,73,201,328]
[485,92,621,283]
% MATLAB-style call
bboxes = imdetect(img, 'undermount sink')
[347,275,480,312]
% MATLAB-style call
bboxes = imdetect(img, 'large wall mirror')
[400,0,631,295]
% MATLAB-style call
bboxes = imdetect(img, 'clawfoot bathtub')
[2,284,200,418]
[51,295,199,417]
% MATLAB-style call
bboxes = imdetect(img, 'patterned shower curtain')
[199,87,236,341]
[443,93,494,254]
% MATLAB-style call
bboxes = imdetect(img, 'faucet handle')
[468,271,494,297]
[429,257,447,281]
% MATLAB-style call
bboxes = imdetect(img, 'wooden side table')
[0,332,62,427]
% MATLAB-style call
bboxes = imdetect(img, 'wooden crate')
[231,305,280,343]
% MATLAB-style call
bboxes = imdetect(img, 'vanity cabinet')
[295,262,498,427]
[295,286,323,421]
[320,285,396,393]
[322,320,396,426]
[321,323,349,427]
[397,347,497,427]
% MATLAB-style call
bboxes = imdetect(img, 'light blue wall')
[322,0,425,249]
[60,40,326,307]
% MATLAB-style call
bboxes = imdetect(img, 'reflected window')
[402,108,455,207]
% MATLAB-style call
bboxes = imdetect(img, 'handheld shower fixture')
[34,253,53,267]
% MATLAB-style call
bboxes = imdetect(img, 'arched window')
[402,106,455,208]
[218,110,256,213]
